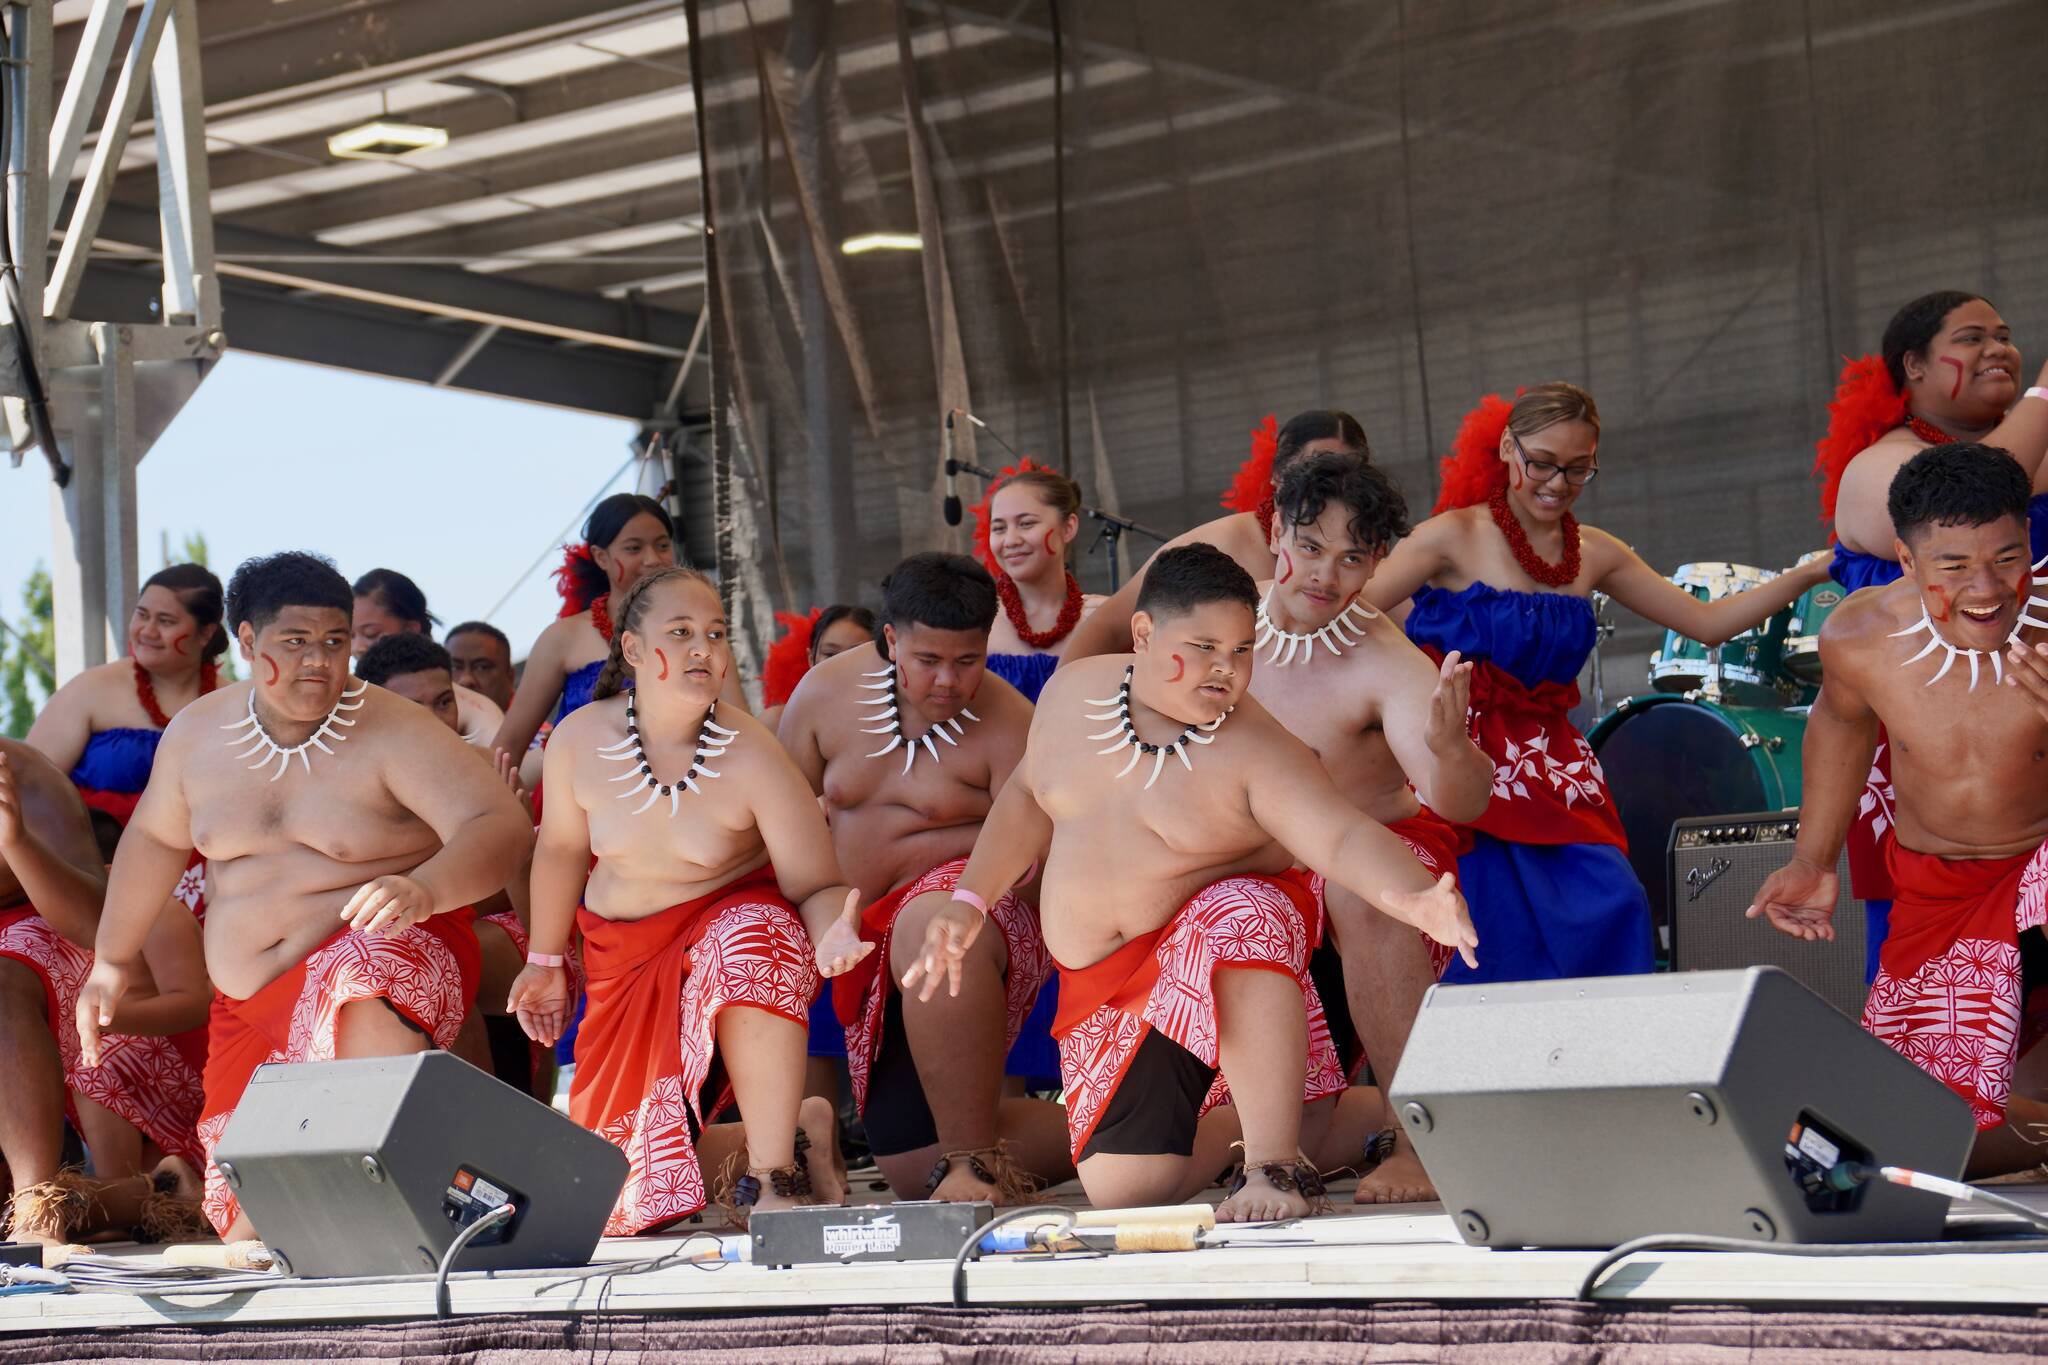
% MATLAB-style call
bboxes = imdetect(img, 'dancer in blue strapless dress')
[29,564,227,835]
[1811,291,2048,980]
[1371,384,1828,984]
[972,464,1105,1077]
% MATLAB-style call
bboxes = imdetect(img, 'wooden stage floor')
[3,1174,2044,1336]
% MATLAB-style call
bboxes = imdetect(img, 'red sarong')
[1051,870,1345,1162]
[1861,838,2048,1129]
[569,868,817,1236]
[829,857,1050,1118]
[1389,805,1475,978]
[197,911,479,1236]
[0,874,210,1169]
[1421,652,1625,849]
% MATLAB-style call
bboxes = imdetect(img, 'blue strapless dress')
[70,727,162,827]
[560,660,606,719]
[985,653,1060,705]
[1404,582,1655,985]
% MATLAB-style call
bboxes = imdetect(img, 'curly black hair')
[226,552,352,634]
[1275,451,1410,558]
[1888,442,2030,544]
[1135,543,1259,621]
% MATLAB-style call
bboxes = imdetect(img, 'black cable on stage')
[433,1202,518,1318]
[952,1204,1078,1308]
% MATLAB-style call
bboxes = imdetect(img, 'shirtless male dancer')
[1751,445,2048,1175]
[77,552,531,1244]
[1240,452,1492,1203]
[778,553,1069,1204]
[909,544,1475,1221]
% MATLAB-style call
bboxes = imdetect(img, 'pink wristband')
[2028,386,2048,405]
[950,888,989,919]
[525,951,565,968]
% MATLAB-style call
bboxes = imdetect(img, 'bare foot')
[928,1147,1041,1207]
[152,1155,204,1203]
[1353,1145,1437,1204]
[797,1097,847,1205]
[1215,1167,1313,1224]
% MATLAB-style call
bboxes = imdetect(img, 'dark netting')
[688,0,2048,694]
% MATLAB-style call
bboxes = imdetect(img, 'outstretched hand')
[814,890,874,978]
[1382,872,1478,970]
[75,958,137,1068]
[901,897,985,1002]
[1746,857,1837,941]
[1423,650,1475,757]
[506,962,572,1046]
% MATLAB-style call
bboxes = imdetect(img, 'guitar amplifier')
[1668,812,1867,1019]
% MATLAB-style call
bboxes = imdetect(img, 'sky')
[0,351,639,692]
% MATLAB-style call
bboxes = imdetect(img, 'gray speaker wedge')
[1387,967,1973,1249]
[212,1051,627,1278]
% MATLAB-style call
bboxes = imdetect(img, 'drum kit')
[1587,559,1845,952]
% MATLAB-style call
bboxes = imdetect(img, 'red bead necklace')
[134,657,219,729]
[1903,414,1954,447]
[590,594,615,643]
[1488,484,1581,588]
[997,570,1084,650]
[1254,496,1275,543]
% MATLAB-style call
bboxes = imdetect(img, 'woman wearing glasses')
[1366,383,1828,984]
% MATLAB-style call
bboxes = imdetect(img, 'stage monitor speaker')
[1388,967,1973,1249]
[212,1050,627,1279]
[1669,812,1867,1019]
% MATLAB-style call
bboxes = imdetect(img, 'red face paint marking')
[1510,462,1524,490]
[1926,586,1953,623]
[1277,549,1295,585]
[1940,355,1965,400]
[654,647,670,681]
[168,632,189,655]
[1041,528,1058,557]
[259,652,280,685]
[1166,653,1187,683]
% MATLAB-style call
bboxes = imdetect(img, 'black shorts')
[860,992,941,1158]
[1078,1027,1216,1161]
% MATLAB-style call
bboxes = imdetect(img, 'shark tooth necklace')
[1254,588,1377,665]
[859,665,980,774]
[1083,665,1230,789]
[221,679,368,782]
[597,698,738,816]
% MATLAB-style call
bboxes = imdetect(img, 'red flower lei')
[1488,484,1581,588]
[1904,414,1954,447]
[997,570,1084,649]
[135,657,218,729]
[590,594,615,643]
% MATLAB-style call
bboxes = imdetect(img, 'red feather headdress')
[761,608,822,708]
[970,456,1058,577]
[1812,354,1906,523]
[1431,392,1519,514]
[551,544,607,618]
[1220,415,1279,524]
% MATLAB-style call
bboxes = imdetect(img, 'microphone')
[943,408,963,526]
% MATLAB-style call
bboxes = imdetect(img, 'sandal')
[1222,1146,1331,1215]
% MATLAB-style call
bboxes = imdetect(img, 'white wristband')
[2027,386,2048,405]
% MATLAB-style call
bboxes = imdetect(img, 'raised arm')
[1746,618,1880,942]
[0,748,106,948]
[23,674,95,777]
[1373,641,1492,824]
[1363,519,1450,613]
[507,724,591,1045]
[346,709,532,934]
[1245,728,1477,966]
[1593,531,1830,646]
[490,621,570,758]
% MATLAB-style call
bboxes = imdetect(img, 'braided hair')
[591,566,720,702]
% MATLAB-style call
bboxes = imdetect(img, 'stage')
[2,1176,2044,1361]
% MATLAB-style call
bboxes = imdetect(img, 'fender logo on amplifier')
[1685,857,1730,902]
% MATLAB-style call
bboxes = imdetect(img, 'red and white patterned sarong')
[1861,837,2048,1129]
[569,867,817,1236]
[1389,805,1474,979]
[830,857,1050,1117]
[1052,871,1344,1162]
[0,907,92,1085]
[198,911,479,1236]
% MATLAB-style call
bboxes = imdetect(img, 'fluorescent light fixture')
[327,120,450,160]
[840,232,922,255]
